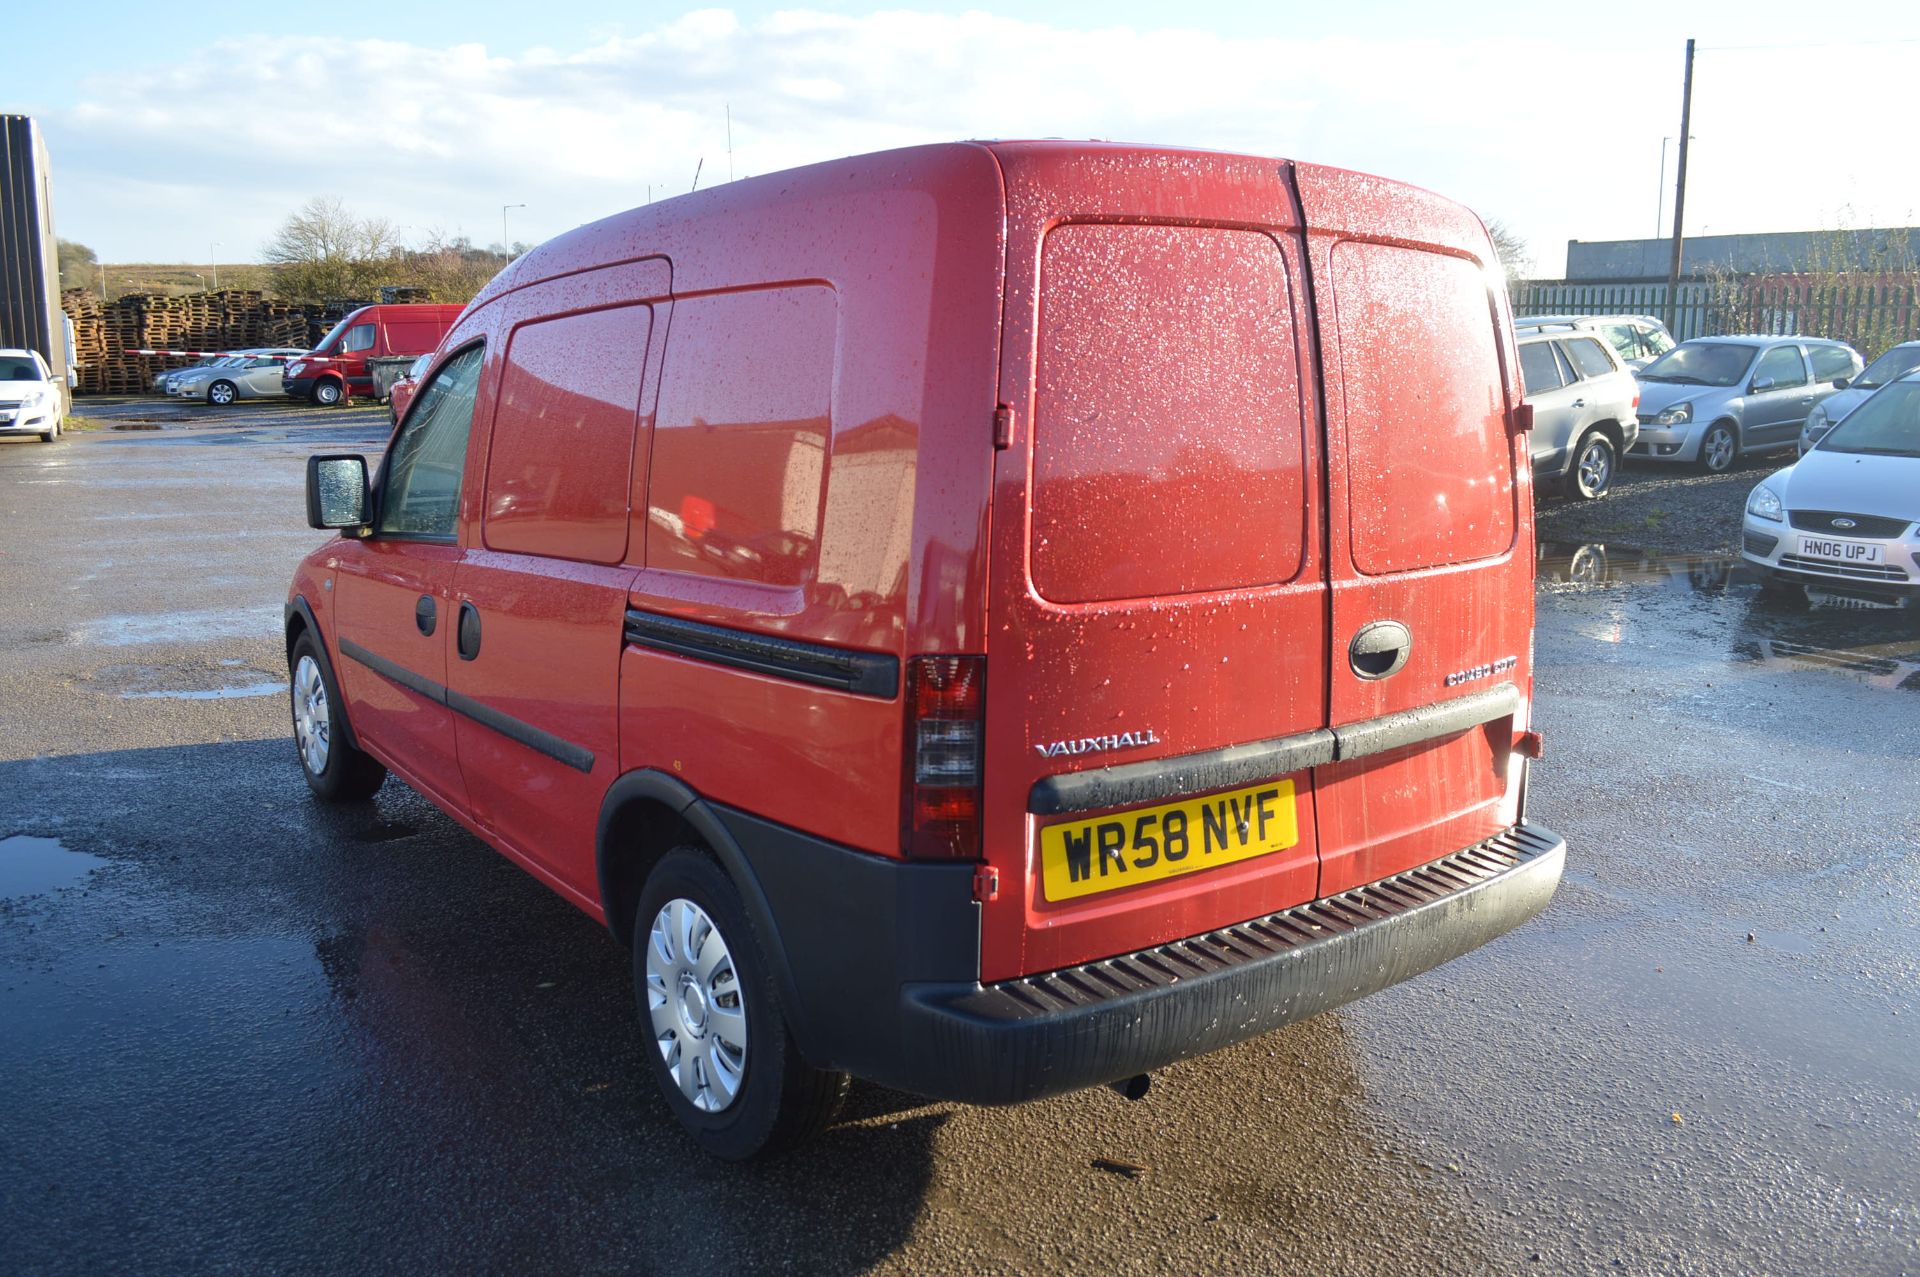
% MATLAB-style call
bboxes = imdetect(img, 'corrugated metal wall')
[0,115,68,378]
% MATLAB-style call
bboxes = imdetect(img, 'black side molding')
[623,609,899,698]
[1028,682,1520,816]
[338,637,595,774]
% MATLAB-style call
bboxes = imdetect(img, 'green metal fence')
[1512,279,1920,358]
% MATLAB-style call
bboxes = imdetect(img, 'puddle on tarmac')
[85,662,288,700]
[0,835,110,900]
[1539,542,1920,694]
[76,608,281,647]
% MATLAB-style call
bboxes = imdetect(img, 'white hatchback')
[0,349,65,443]
[1742,369,1920,600]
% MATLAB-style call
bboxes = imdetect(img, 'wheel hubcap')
[645,897,747,1113]
[292,655,331,775]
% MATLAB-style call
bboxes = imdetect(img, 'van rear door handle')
[1349,620,1412,681]
[457,602,482,661]
[414,594,436,636]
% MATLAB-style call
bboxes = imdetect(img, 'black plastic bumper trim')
[624,609,899,698]
[1028,683,1520,816]
[888,822,1563,1105]
[338,637,594,773]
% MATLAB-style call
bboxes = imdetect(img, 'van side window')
[647,287,836,587]
[378,344,484,540]
[342,324,377,353]
[1517,342,1563,396]
[1565,337,1615,379]
[484,306,652,564]
[1753,345,1807,389]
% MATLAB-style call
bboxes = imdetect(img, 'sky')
[15,1,1920,276]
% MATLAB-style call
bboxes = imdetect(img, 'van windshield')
[313,314,357,353]
[1639,342,1754,387]
[1816,381,1920,458]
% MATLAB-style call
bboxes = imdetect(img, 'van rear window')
[483,305,652,564]
[1030,224,1308,604]
[1327,243,1514,575]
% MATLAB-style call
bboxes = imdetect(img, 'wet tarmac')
[1,409,1916,1274]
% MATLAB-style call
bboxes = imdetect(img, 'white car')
[0,349,65,443]
[1742,368,1920,600]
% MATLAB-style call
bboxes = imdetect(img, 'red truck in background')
[282,303,463,405]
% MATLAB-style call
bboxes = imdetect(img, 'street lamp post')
[210,242,220,292]
[502,203,526,257]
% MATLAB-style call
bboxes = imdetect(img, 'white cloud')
[43,11,1920,273]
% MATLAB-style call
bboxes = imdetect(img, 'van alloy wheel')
[646,897,748,1113]
[292,654,331,775]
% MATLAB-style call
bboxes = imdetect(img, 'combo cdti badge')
[285,141,1566,1159]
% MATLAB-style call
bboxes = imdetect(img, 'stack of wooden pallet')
[59,290,319,395]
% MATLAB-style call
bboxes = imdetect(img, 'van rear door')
[1295,163,1532,896]
[977,145,1329,983]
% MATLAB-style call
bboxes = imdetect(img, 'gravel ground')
[1534,451,1799,557]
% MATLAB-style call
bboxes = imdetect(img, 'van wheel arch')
[596,770,814,1056]
[284,596,362,754]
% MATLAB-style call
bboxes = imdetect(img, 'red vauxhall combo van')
[287,141,1564,1159]
[283,302,464,405]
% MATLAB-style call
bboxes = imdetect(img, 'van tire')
[289,632,387,801]
[1698,421,1738,474]
[1568,430,1616,500]
[312,379,345,407]
[634,847,848,1159]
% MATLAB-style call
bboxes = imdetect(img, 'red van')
[287,141,1563,1159]
[282,303,464,405]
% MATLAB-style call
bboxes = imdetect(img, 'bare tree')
[264,197,402,301]
[1484,217,1533,285]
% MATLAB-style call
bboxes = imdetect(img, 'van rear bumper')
[715,806,1563,1106]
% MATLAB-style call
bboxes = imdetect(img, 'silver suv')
[1631,336,1862,473]
[1517,313,1675,370]
[1517,330,1641,500]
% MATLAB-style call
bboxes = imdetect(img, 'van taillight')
[903,656,984,860]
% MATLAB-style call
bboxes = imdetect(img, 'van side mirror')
[306,454,370,529]
[1511,402,1535,433]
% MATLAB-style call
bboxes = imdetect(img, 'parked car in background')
[167,348,308,405]
[1631,336,1862,473]
[154,356,220,394]
[1742,368,1920,599]
[282,303,464,406]
[385,352,433,426]
[1516,313,1675,369]
[1516,329,1640,499]
[0,348,64,442]
[1800,340,1920,454]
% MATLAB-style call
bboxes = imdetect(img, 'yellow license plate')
[1039,779,1298,902]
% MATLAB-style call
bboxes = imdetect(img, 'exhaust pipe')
[1109,1073,1152,1101]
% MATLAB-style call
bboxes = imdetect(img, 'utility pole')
[502,203,526,257]
[726,104,734,183]
[210,242,220,292]
[1664,38,1695,334]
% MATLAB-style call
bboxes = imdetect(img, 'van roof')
[471,140,1485,312]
